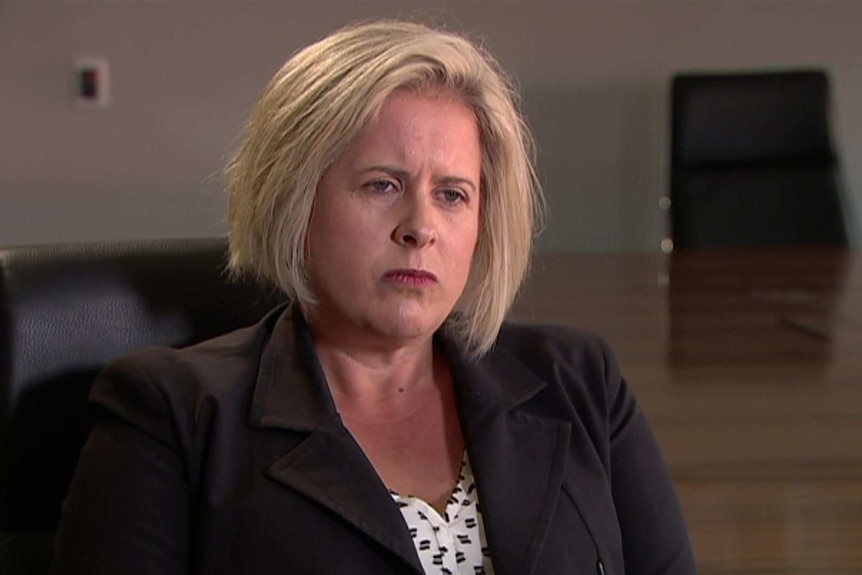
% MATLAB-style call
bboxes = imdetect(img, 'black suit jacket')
[51,306,696,575]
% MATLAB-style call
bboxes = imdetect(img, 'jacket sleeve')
[50,355,190,575]
[601,341,698,575]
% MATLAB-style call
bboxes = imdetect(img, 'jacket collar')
[248,306,337,432]
[247,308,578,575]
[248,309,554,432]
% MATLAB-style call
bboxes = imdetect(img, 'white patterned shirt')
[390,455,495,575]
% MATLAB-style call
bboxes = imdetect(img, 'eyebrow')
[361,166,479,193]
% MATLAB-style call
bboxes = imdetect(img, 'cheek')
[307,205,354,283]
[309,207,387,276]
[311,202,365,251]
[448,222,481,285]
[459,221,482,285]
[462,214,481,260]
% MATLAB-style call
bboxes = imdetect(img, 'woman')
[52,20,696,575]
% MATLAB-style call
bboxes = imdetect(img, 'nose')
[392,190,437,248]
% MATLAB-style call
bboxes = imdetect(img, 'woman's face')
[306,89,481,349]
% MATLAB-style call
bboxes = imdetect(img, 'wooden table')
[510,249,862,575]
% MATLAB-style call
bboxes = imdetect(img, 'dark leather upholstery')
[0,238,281,574]
[670,70,848,249]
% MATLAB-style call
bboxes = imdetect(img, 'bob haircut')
[226,19,542,358]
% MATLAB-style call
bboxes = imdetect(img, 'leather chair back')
[0,238,281,573]
[670,70,848,248]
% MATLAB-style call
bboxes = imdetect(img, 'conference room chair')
[0,238,282,574]
[668,69,849,249]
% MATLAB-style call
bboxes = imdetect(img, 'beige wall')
[2,0,860,251]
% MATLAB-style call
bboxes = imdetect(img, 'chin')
[368,307,446,343]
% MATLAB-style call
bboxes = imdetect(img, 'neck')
[309,326,446,421]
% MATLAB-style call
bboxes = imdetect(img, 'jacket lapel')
[247,308,424,574]
[245,309,610,575]
[265,419,423,573]
[446,340,572,575]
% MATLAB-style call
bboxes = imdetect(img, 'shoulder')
[495,321,611,356]
[120,307,280,389]
[493,321,618,387]
[106,305,282,389]
[485,322,625,450]
[88,306,288,443]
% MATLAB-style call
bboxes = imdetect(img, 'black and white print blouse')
[390,455,495,575]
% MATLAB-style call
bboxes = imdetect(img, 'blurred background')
[1,0,860,251]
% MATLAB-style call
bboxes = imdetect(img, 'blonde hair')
[226,19,542,357]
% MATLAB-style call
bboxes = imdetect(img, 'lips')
[383,268,438,288]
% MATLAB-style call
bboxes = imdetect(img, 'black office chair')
[668,69,849,249]
[0,238,282,574]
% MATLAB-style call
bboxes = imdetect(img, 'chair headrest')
[671,70,834,168]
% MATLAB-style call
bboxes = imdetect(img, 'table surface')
[510,248,862,575]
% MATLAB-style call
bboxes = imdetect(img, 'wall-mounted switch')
[74,57,110,108]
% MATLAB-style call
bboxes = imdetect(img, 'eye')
[439,189,468,205]
[367,179,398,194]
